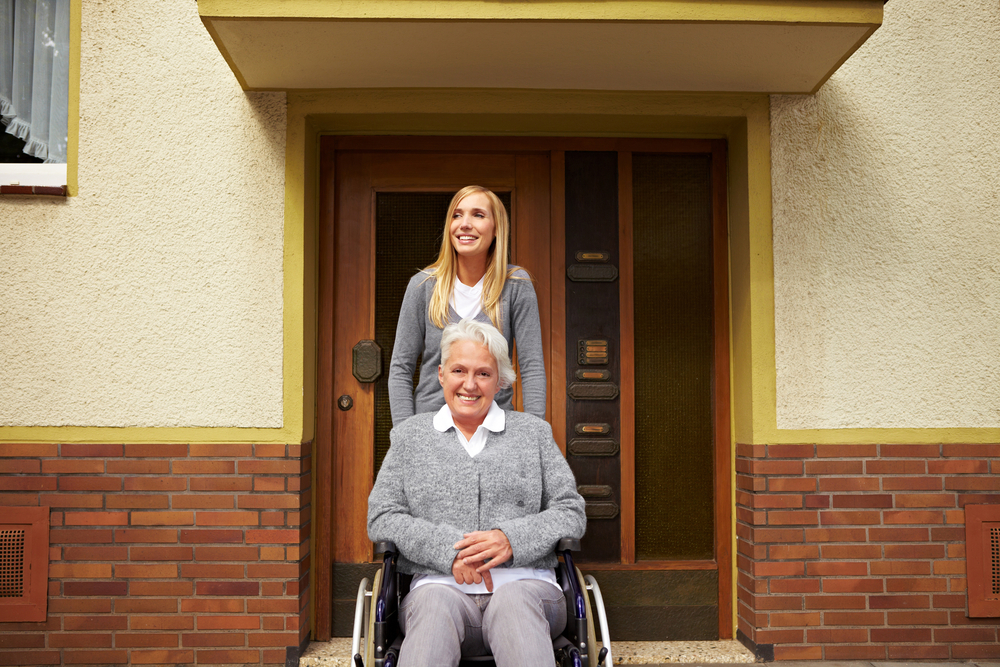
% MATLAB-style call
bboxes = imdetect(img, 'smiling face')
[449,191,496,264]
[438,338,500,430]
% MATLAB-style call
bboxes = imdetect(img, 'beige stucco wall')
[0,0,286,427]
[771,0,999,429]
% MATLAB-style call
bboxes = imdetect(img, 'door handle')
[352,339,382,383]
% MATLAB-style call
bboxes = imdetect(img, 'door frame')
[315,135,732,640]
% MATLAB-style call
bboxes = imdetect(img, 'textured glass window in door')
[373,191,512,474]
[632,153,715,560]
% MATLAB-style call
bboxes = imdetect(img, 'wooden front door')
[315,137,731,642]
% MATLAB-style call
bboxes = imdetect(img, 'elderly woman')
[368,318,586,666]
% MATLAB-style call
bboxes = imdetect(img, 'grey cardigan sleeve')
[494,422,586,567]
[509,274,547,420]
[387,274,427,426]
[366,429,465,575]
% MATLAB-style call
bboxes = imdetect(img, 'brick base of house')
[0,442,311,666]
[736,443,1000,661]
[6,439,999,663]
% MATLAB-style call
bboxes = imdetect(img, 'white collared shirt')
[414,402,559,595]
[432,400,505,458]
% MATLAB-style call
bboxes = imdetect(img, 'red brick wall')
[0,442,312,666]
[736,443,1000,661]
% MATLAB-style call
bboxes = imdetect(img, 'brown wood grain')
[366,152,517,189]
[549,152,567,455]
[617,150,636,565]
[513,153,552,420]
[333,135,715,155]
[332,151,376,564]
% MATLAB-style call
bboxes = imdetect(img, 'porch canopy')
[199,0,883,94]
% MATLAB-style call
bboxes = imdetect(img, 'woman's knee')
[400,585,469,632]
[486,581,565,632]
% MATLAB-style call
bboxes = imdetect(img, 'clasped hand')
[450,529,512,592]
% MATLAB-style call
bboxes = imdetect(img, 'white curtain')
[0,0,69,163]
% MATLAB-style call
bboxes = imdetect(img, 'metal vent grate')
[992,527,1000,596]
[0,529,26,598]
[965,504,1000,617]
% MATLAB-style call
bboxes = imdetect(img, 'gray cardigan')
[387,268,546,427]
[367,410,586,576]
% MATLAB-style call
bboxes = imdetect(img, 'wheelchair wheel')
[351,577,371,665]
[575,567,598,667]
[365,566,383,667]
[584,575,611,667]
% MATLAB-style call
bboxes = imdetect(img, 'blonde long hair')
[425,186,519,329]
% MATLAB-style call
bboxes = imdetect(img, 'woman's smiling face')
[449,191,496,262]
[438,338,499,427]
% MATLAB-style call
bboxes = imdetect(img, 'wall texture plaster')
[0,0,287,427]
[771,0,999,429]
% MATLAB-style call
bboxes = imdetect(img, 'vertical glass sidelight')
[372,191,511,474]
[632,153,715,560]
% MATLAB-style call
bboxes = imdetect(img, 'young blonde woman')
[387,185,546,426]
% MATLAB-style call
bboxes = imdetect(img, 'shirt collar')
[433,401,506,433]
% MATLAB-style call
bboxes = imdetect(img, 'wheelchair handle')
[557,538,581,552]
[374,541,398,556]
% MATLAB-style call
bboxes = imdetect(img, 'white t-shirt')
[450,275,484,320]
[408,403,559,595]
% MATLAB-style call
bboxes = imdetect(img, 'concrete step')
[299,638,756,666]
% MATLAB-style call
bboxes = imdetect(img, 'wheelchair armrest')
[556,538,581,552]
[374,541,398,556]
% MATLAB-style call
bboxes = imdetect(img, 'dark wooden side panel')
[315,136,337,640]
[711,140,734,638]
[597,570,719,641]
[550,152,568,453]
[330,562,382,637]
[564,151,621,564]
[618,151,636,564]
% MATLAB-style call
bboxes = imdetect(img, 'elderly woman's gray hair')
[440,319,518,389]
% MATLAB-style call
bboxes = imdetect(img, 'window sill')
[0,184,67,196]
[0,163,67,196]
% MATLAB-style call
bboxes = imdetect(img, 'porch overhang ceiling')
[199,0,883,94]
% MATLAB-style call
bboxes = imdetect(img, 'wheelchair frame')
[351,539,612,667]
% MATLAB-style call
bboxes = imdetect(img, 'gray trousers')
[398,580,567,666]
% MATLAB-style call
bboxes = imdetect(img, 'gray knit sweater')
[367,410,586,576]
[387,268,546,427]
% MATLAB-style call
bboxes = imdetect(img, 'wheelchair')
[351,539,612,667]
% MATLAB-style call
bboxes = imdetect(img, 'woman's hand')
[454,529,513,574]
[452,555,494,591]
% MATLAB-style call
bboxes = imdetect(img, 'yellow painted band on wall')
[199,0,883,24]
[66,0,80,196]
[0,426,299,445]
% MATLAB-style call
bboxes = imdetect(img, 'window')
[0,0,70,189]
